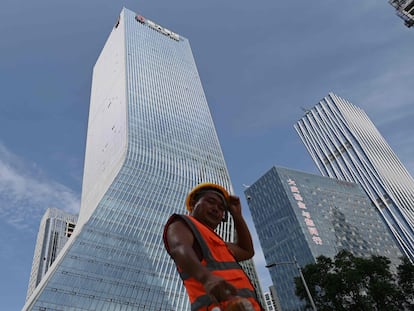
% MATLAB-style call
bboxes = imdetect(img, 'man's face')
[191,191,226,229]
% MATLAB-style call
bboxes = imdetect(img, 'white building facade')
[263,286,280,311]
[23,8,262,311]
[26,208,77,300]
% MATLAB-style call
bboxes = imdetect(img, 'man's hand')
[227,195,242,217]
[225,195,255,261]
[203,274,237,303]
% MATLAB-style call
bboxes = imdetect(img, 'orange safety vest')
[164,214,263,311]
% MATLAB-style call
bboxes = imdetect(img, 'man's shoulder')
[165,213,187,225]
[164,214,194,232]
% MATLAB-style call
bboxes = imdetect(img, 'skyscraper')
[245,166,403,311]
[23,8,262,311]
[26,208,78,300]
[295,92,414,261]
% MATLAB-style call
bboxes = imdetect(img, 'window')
[66,222,76,237]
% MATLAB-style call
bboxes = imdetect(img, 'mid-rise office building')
[245,166,402,311]
[23,8,263,311]
[295,92,414,261]
[26,208,77,300]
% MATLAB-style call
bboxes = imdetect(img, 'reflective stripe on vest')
[180,261,242,280]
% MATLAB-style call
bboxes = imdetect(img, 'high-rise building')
[245,166,403,311]
[295,92,414,261]
[389,0,414,28]
[23,8,263,311]
[26,208,78,300]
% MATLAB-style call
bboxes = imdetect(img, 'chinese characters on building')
[287,178,323,245]
[135,14,180,41]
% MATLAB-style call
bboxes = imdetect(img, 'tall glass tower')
[294,92,414,261]
[23,8,262,311]
[245,166,403,311]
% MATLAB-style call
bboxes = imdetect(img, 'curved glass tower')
[295,92,414,261]
[23,8,262,311]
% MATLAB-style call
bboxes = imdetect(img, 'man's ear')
[190,199,199,213]
[189,198,197,212]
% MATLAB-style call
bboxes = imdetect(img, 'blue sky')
[1,1,413,310]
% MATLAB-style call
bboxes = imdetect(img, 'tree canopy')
[294,250,414,310]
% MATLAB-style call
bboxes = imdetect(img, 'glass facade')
[245,166,402,311]
[23,8,262,311]
[295,92,414,261]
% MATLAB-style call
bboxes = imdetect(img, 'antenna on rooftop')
[301,107,311,114]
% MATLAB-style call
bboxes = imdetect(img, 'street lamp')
[265,256,317,311]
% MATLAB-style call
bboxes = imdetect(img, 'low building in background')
[26,207,78,300]
[263,286,280,311]
[245,166,402,311]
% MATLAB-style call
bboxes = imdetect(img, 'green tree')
[397,256,414,310]
[294,250,411,310]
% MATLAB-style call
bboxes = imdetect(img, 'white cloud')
[0,142,80,231]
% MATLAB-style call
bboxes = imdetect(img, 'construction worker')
[163,183,263,311]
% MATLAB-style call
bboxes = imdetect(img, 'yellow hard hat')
[185,183,230,212]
